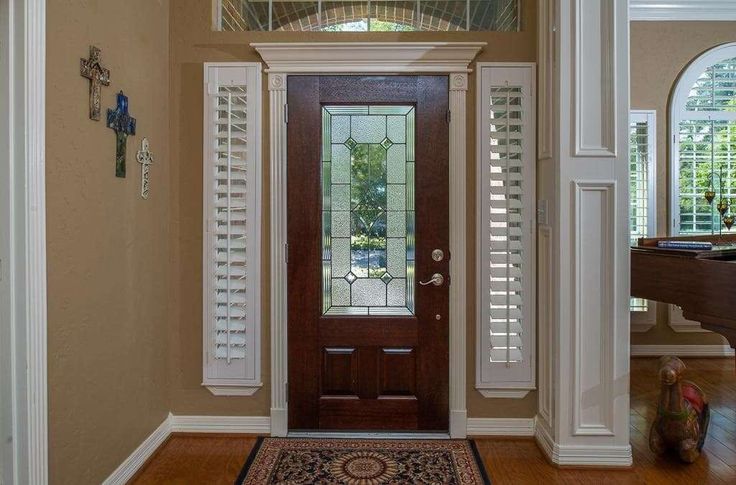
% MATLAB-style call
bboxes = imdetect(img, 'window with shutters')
[629,110,656,329]
[671,43,736,235]
[476,63,535,398]
[202,63,262,396]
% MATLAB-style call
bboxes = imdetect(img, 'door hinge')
[284,103,289,124]
[285,382,289,403]
[284,243,289,264]
[446,110,451,124]
[447,274,452,286]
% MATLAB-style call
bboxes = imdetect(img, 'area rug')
[235,437,490,484]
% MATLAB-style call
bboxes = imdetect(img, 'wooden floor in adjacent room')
[132,358,736,484]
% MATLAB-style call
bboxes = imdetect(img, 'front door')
[287,75,449,431]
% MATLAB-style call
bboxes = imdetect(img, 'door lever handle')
[419,273,444,287]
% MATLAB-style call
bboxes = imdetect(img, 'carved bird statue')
[649,356,710,463]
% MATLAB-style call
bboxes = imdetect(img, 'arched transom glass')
[218,0,519,32]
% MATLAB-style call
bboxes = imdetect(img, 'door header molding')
[251,42,486,73]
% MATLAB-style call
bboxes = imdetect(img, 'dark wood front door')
[287,76,449,431]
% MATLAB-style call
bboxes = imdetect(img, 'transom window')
[217,0,519,32]
[671,43,736,234]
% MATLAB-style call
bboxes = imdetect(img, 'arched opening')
[670,43,736,234]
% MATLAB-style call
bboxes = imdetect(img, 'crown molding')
[630,1,736,21]
[251,42,486,73]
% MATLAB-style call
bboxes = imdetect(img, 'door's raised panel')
[379,348,417,397]
[321,347,358,396]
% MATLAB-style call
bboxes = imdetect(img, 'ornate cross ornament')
[80,46,110,121]
[136,138,154,199]
[107,91,137,178]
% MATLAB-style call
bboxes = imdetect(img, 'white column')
[449,72,468,439]
[268,72,288,437]
[536,0,631,466]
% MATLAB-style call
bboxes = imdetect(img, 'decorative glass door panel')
[322,105,416,315]
[287,76,449,431]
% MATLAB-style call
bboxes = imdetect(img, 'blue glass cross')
[107,91,137,178]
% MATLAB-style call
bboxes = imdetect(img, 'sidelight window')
[321,105,416,316]
[476,63,535,397]
[202,63,262,395]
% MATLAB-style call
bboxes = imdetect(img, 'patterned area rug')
[235,437,490,485]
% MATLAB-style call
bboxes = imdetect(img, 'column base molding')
[535,422,633,467]
[270,407,288,437]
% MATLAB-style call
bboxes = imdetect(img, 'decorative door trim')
[253,42,484,438]
[1,0,48,482]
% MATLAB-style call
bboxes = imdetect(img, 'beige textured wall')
[46,1,171,483]
[169,0,537,418]
[630,22,735,347]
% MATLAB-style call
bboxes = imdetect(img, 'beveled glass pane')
[332,184,350,211]
[332,144,351,183]
[387,116,406,142]
[387,237,407,277]
[351,116,386,143]
[387,184,406,211]
[352,278,387,306]
[322,105,415,315]
[387,211,406,237]
[331,278,351,306]
[331,237,351,277]
[387,144,406,183]
[331,115,351,143]
[387,278,407,306]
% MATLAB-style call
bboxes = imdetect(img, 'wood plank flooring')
[132,358,736,484]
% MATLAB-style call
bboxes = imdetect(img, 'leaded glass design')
[322,105,416,316]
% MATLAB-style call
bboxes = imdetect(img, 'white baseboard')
[170,415,271,434]
[466,417,536,437]
[102,414,173,485]
[102,414,270,483]
[534,422,632,467]
[631,345,735,357]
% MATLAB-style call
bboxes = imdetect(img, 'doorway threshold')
[287,431,451,440]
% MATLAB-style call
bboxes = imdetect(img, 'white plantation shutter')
[629,111,656,314]
[203,63,262,394]
[476,64,535,396]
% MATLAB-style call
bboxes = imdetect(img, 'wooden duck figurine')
[649,356,710,463]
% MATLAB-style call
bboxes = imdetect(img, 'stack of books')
[656,240,713,250]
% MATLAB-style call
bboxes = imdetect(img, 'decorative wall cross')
[80,46,110,121]
[107,91,137,178]
[136,138,154,199]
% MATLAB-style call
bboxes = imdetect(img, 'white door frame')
[251,42,485,438]
[1,0,48,483]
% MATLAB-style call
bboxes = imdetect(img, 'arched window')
[218,0,520,32]
[671,43,736,234]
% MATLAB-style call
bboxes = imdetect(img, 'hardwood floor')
[132,358,736,484]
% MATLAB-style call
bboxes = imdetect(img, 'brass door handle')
[419,273,444,286]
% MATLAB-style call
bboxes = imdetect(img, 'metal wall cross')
[136,138,154,199]
[107,91,137,178]
[80,46,111,121]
